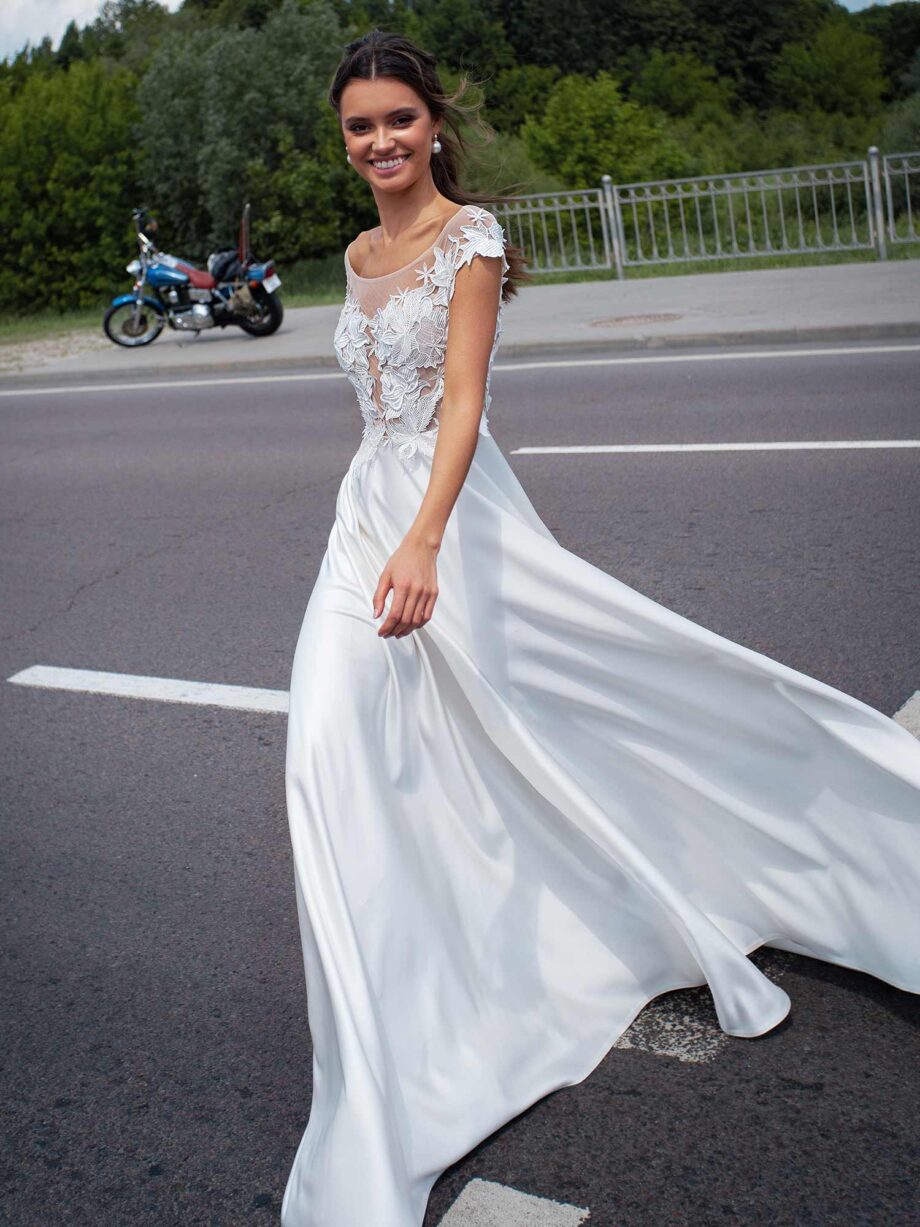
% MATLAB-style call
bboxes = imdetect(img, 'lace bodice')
[333,204,510,470]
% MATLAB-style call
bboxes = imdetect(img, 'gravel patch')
[0,327,110,373]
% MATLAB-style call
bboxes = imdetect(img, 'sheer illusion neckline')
[345,205,467,282]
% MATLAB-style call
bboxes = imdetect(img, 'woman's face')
[340,77,439,192]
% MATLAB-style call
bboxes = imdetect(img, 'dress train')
[282,430,920,1226]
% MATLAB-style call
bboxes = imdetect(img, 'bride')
[282,28,920,1227]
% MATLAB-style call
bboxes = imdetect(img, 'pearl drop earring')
[432,136,442,154]
[345,151,351,163]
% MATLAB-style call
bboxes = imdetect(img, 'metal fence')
[492,146,920,279]
[496,189,615,276]
[883,151,920,248]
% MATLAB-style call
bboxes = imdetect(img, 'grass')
[3,241,918,346]
[0,306,104,345]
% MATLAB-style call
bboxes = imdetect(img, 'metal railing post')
[868,146,888,261]
[602,174,625,280]
[883,153,896,243]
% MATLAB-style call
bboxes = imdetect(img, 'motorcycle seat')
[176,262,216,290]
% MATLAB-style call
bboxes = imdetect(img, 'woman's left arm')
[373,250,504,638]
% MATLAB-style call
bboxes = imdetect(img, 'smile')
[370,155,410,171]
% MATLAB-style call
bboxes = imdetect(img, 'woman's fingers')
[372,568,392,619]
[389,587,418,638]
[378,588,406,637]
[394,589,424,638]
[379,585,437,638]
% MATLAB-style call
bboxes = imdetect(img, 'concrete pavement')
[1,259,918,384]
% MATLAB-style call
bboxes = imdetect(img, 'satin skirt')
[281,431,920,1227]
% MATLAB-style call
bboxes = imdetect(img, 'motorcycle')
[103,204,283,347]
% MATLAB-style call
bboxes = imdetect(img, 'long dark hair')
[328,29,532,303]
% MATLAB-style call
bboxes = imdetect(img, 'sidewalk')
[2,260,918,384]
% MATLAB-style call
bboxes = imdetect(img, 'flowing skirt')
[281,432,920,1227]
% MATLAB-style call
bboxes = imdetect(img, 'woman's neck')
[372,181,456,246]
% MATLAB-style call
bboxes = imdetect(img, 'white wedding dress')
[282,204,920,1226]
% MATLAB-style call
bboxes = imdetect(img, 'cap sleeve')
[441,205,510,302]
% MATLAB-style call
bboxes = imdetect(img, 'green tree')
[678,0,836,109]
[520,70,692,187]
[632,48,736,117]
[883,87,920,152]
[900,46,920,96]
[245,107,369,264]
[180,0,285,31]
[405,0,515,79]
[77,0,173,74]
[135,0,343,256]
[55,22,88,69]
[133,25,223,254]
[769,14,888,116]
[3,36,58,89]
[852,0,920,102]
[494,0,629,77]
[0,59,141,311]
[484,63,562,134]
[491,0,840,108]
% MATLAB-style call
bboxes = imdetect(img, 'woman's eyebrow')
[344,107,420,122]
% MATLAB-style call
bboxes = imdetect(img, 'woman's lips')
[369,154,411,175]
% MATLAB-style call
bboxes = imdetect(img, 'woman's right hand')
[373,534,440,638]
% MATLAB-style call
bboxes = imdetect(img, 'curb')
[1,321,918,387]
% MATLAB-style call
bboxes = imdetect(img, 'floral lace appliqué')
[333,206,510,472]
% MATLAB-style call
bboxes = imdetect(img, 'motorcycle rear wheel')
[103,301,165,347]
[237,290,283,337]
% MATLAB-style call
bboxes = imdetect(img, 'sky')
[0,0,902,64]
[1,0,183,62]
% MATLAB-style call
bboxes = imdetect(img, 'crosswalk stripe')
[439,1179,590,1226]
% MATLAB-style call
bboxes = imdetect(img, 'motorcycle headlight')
[126,259,142,275]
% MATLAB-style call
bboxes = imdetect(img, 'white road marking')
[6,664,289,714]
[1,343,918,397]
[511,439,920,455]
[0,371,344,398]
[439,1179,590,1226]
[9,669,920,747]
[496,342,920,374]
[894,691,920,738]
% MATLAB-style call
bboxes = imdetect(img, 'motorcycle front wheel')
[237,289,283,337]
[103,301,166,347]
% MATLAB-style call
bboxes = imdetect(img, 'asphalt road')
[1,340,919,1226]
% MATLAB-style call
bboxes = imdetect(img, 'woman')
[282,29,920,1227]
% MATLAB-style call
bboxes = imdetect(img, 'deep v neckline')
[345,206,466,281]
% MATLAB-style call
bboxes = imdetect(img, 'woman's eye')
[350,117,413,133]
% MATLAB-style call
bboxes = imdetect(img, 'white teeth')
[372,156,408,169]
